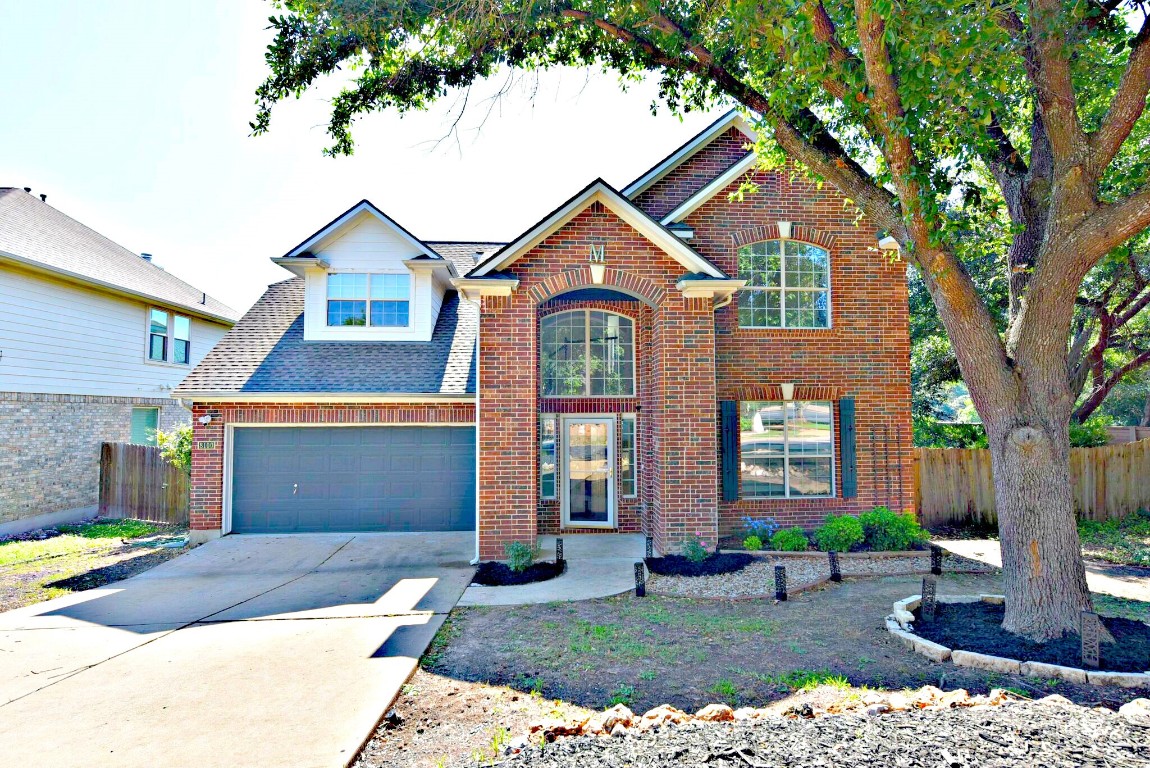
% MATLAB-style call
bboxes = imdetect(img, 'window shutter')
[839,398,857,498]
[720,401,739,502]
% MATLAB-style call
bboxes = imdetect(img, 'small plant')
[742,534,763,551]
[1069,414,1113,448]
[681,531,711,563]
[504,540,539,572]
[741,516,780,541]
[709,678,739,700]
[608,683,636,707]
[770,526,809,552]
[814,514,865,552]
[154,424,193,473]
[858,506,927,551]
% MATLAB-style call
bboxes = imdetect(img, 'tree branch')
[1065,185,1150,264]
[1090,14,1150,175]
[1028,0,1090,163]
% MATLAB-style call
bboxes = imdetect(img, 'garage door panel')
[231,426,475,534]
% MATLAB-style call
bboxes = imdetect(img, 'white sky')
[1,0,725,314]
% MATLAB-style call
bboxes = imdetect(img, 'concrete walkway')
[937,538,1150,601]
[458,534,645,606]
[0,532,474,768]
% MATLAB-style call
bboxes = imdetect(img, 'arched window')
[540,310,635,396]
[737,240,830,328]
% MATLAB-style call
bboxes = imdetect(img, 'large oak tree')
[252,0,1150,639]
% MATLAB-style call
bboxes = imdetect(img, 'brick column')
[189,404,224,537]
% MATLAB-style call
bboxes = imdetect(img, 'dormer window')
[326,273,410,327]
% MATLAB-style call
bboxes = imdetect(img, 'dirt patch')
[912,601,1150,672]
[473,560,565,586]
[645,553,754,577]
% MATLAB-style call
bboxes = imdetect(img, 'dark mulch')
[913,601,1150,672]
[645,553,754,577]
[472,560,565,586]
[493,701,1149,768]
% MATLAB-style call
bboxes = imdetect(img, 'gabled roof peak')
[279,199,443,262]
[622,109,757,199]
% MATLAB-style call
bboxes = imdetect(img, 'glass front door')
[562,417,615,527]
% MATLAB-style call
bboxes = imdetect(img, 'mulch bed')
[645,553,754,577]
[912,601,1150,672]
[472,560,565,586]
[494,701,1149,767]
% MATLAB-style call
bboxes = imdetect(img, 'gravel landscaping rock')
[494,701,1149,767]
[647,553,991,598]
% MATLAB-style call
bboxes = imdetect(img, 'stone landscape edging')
[887,593,1150,688]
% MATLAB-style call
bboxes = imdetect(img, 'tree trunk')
[983,413,1092,640]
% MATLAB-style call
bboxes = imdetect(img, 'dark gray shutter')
[721,401,739,502]
[839,397,858,498]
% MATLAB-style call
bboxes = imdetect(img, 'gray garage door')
[231,426,475,533]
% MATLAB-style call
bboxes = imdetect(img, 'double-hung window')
[738,240,830,328]
[540,310,635,397]
[740,401,834,498]
[147,308,191,364]
[326,273,411,327]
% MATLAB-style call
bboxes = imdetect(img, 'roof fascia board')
[404,257,458,278]
[675,277,746,299]
[281,200,442,260]
[0,251,237,326]
[471,183,724,278]
[622,110,758,199]
[450,277,520,299]
[661,153,758,225]
[172,392,475,403]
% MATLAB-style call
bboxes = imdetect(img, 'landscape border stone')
[887,593,1150,688]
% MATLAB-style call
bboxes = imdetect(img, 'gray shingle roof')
[173,277,477,396]
[0,188,239,323]
[425,241,504,276]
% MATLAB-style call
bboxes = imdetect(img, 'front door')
[562,417,615,528]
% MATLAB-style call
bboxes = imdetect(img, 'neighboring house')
[0,188,239,534]
[176,112,913,558]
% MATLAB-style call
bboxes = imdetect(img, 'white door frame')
[560,415,616,529]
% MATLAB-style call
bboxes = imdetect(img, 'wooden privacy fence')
[98,442,189,525]
[915,438,1150,529]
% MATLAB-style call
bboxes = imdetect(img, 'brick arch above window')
[527,267,666,308]
[729,224,838,251]
[721,384,843,402]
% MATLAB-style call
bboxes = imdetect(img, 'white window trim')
[325,271,413,329]
[144,307,191,367]
[737,239,832,330]
[620,413,638,498]
[559,415,617,529]
[740,400,836,499]
[540,309,636,398]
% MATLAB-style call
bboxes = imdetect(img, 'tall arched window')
[540,310,635,396]
[737,240,830,328]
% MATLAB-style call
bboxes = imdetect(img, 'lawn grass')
[1078,513,1150,566]
[0,519,161,567]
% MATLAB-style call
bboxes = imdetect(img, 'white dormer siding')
[298,212,446,342]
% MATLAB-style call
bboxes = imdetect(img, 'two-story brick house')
[175,111,913,558]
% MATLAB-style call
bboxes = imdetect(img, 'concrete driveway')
[0,532,474,768]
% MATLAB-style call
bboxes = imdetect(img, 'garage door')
[230,426,475,533]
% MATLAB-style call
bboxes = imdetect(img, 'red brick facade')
[186,120,911,561]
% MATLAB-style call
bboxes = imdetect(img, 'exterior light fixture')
[589,243,606,284]
[198,414,213,425]
[779,382,795,401]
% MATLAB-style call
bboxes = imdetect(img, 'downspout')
[471,292,482,565]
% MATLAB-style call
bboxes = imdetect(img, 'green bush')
[912,416,987,448]
[813,514,865,552]
[770,527,809,552]
[743,535,763,552]
[681,532,711,563]
[859,506,928,551]
[155,424,193,474]
[1069,415,1112,448]
[504,541,539,572]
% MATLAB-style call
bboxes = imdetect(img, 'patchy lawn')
[1079,514,1150,567]
[0,518,188,611]
[357,572,1150,767]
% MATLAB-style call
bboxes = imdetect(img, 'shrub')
[743,535,763,552]
[155,424,192,473]
[741,516,779,541]
[813,514,864,552]
[681,532,711,563]
[859,506,928,551]
[770,527,809,552]
[504,541,539,572]
[1069,415,1112,448]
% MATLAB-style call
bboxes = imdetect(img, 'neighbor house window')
[740,401,834,498]
[130,407,159,446]
[147,309,191,364]
[540,310,634,397]
[620,414,637,497]
[326,273,411,327]
[737,240,830,328]
[540,415,558,500]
